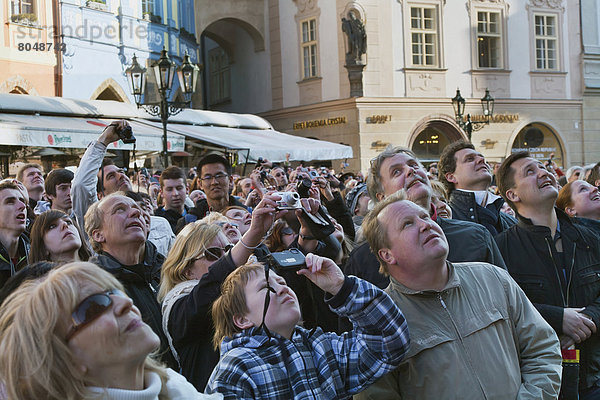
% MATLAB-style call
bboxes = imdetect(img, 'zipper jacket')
[495,208,600,390]
[0,233,30,289]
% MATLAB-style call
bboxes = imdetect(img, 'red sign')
[47,135,54,145]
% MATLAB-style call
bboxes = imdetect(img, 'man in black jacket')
[438,140,516,236]
[0,181,30,289]
[85,193,176,369]
[344,146,505,289]
[495,150,600,398]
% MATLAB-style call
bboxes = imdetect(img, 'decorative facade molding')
[467,0,510,16]
[0,76,39,95]
[527,0,564,11]
[293,0,318,15]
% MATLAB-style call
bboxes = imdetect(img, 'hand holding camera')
[99,120,136,146]
[297,253,345,296]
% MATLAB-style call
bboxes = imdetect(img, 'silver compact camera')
[274,191,302,210]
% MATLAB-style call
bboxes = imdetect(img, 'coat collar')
[388,261,459,295]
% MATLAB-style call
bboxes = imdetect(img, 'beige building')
[0,0,59,96]
[196,0,590,173]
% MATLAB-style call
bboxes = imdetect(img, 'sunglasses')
[65,289,127,341]
[196,244,234,262]
[281,227,295,236]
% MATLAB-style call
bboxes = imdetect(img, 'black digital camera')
[296,178,312,198]
[117,124,136,144]
[268,248,306,271]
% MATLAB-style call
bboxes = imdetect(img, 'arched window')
[511,123,564,167]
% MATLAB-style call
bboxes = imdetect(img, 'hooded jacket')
[91,241,177,369]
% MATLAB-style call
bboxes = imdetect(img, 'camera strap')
[259,262,276,338]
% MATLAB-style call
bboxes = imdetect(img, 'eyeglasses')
[200,173,229,183]
[195,244,234,262]
[65,289,127,341]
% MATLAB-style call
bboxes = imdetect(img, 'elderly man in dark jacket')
[496,151,600,399]
[85,193,176,369]
[344,146,505,290]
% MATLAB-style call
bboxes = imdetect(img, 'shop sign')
[512,147,556,160]
[471,114,519,123]
[293,116,347,130]
[47,134,73,145]
[366,115,392,124]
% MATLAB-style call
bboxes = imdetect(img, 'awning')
[136,120,353,163]
[0,114,185,152]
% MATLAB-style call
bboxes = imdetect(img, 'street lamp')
[125,48,201,167]
[451,88,495,142]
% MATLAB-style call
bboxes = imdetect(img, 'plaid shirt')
[206,276,409,399]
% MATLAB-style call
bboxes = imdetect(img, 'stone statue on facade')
[341,10,366,97]
[342,11,367,65]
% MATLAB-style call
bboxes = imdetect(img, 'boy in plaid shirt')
[206,253,409,399]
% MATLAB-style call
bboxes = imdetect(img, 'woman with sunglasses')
[0,262,222,400]
[158,194,285,391]
[29,210,91,264]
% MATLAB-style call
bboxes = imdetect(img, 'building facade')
[0,0,59,96]
[198,0,590,173]
[59,0,199,104]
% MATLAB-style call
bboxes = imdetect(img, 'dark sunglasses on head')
[66,289,126,341]
[197,244,234,262]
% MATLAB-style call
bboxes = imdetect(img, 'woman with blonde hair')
[159,193,286,390]
[0,261,221,400]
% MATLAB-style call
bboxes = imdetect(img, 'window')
[477,11,501,68]
[142,0,154,15]
[208,47,230,105]
[301,18,318,79]
[410,7,438,67]
[11,0,34,15]
[534,14,558,70]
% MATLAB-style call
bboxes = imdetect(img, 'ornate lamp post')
[126,48,201,167]
[451,88,495,142]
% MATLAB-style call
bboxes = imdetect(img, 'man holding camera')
[71,120,133,234]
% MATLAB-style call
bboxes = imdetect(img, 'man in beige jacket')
[355,190,562,399]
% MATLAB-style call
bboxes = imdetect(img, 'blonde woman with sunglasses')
[0,262,222,400]
[158,193,286,391]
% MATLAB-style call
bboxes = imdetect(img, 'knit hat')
[345,183,368,214]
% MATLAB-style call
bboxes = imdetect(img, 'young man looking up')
[0,182,30,288]
[44,168,74,215]
[496,151,600,398]
[155,166,188,234]
[16,163,44,209]
[438,140,516,236]
[355,191,561,399]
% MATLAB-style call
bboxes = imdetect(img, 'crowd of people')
[0,119,599,399]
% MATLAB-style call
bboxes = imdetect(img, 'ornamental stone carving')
[294,0,318,14]
[529,0,564,9]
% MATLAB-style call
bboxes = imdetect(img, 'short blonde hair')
[0,262,167,400]
[212,262,265,350]
[362,190,409,276]
[157,222,228,302]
